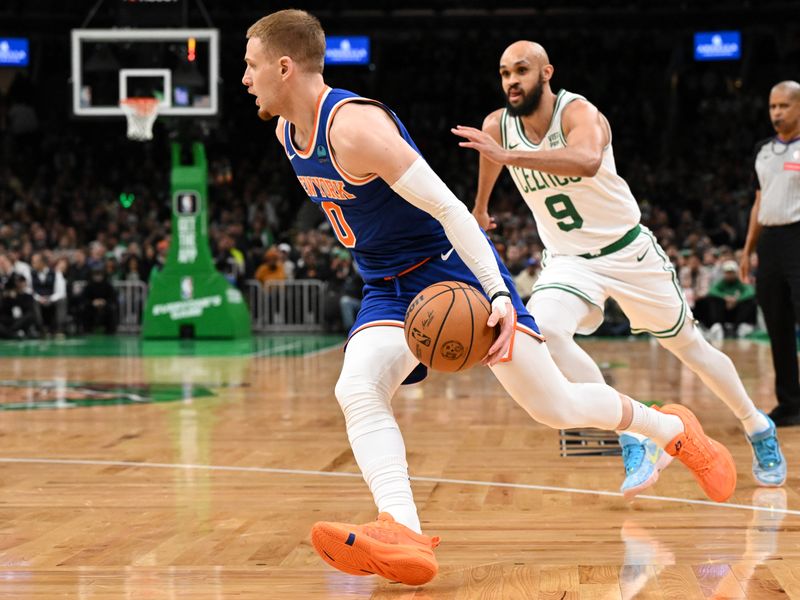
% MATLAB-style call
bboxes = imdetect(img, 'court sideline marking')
[248,341,342,358]
[0,457,795,516]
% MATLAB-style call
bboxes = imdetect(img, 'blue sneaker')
[748,413,787,487]
[619,434,674,500]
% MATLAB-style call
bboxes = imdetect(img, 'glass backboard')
[71,28,219,117]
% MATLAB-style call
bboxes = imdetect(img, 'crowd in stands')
[0,25,794,338]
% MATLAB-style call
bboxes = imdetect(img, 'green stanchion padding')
[142,143,251,339]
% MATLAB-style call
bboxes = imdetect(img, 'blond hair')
[247,9,326,73]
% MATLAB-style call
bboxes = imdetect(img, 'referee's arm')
[740,189,762,282]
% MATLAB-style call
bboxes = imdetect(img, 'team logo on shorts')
[441,340,465,360]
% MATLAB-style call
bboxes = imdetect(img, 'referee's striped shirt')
[754,136,800,226]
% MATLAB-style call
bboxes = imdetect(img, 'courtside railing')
[245,279,327,332]
[109,279,327,333]
[113,280,148,333]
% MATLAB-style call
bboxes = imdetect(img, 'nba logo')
[174,191,199,215]
[180,276,193,300]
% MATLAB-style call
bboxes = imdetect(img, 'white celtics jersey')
[501,89,641,255]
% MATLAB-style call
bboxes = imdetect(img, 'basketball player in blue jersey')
[243,10,737,586]
[453,41,786,499]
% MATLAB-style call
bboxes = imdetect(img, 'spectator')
[254,246,286,284]
[66,249,91,319]
[0,273,39,339]
[697,260,758,339]
[87,242,106,271]
[295,247,331,281]
[121,254,146,282]
[104,255,120,283]
[0,254,14,286]
[514,257,540,304]
[678,252,712,309]
[277,242,296,280]
[9,242,32,293]
[67,249,91,284]
[148,239,169,283]
[504,245,526,276]
[30,252,67,336]
[79,266,118,334]
[215,234,246,288]
[328,248,362,332]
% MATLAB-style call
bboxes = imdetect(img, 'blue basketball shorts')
[347,245,542,384]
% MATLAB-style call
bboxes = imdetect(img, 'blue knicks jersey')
[283,87,451,281]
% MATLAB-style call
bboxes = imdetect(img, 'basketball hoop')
[120,97,160,141]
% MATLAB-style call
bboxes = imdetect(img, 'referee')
[740,80,800,426]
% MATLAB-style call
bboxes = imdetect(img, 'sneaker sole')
[753,474,787,488]
[622,452,674,501]
[751,453,787,488]
[706,439,738,501]
[310,522,437,586]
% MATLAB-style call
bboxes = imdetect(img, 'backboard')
[71,28,219,118]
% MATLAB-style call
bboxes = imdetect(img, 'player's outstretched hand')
[483,295,514,366]
[452,125,508,165]
[472,208,497,231]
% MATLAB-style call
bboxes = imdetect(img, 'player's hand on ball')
[483,295,514,366]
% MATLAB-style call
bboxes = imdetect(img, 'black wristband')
[490,291,512,303]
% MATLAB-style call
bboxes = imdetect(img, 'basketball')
[404,281,498,372]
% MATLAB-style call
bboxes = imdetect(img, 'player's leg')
[530,287,671,499]
[608,228,785,486]
[756,254,800,423]
[528,289,605,383]
[310,325,440,585]
[334,326,421,531]
[658,320,786,486]
[490,332,737,503]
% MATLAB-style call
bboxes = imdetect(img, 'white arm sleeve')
[390,157,509,298]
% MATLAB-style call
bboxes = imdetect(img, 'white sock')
[351,429,421,534]
[741,412,771,437]
[623,400,683,449]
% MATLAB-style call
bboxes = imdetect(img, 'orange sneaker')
[657,404,737,502]
[310,513,440,585]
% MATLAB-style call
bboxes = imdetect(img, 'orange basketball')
[404,281,498,372]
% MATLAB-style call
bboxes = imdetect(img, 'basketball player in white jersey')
[453,40,786,496]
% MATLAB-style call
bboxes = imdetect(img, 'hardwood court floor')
[0,335,797,599]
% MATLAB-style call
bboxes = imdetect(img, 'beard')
[506,74,544,117]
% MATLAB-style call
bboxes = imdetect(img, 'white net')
[120,98,159,141]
